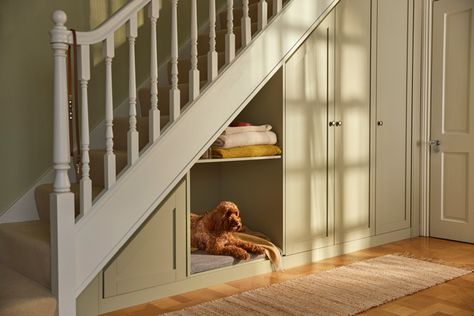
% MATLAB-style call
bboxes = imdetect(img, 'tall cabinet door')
[285,11,335,255]
[375,0,412,234]
[334,0,373,243]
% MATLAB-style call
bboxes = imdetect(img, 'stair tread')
[0,263,56,316]
[0,221,51,289]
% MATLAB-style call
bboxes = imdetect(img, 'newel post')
[50,10,77,316]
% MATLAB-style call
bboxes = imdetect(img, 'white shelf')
[196,155,282,164]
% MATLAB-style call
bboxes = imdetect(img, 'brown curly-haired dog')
[191,201,265,260]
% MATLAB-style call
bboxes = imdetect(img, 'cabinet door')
[285,11,335,255]
[375,0,412,234]
[103,181,187,297]
[334,0,373,243]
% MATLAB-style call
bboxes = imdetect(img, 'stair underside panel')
[0,264,56,316]
[74,0,339,295]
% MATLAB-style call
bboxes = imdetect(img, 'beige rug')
[165,255,472,316]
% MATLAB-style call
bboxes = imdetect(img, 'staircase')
[0,0,338,315]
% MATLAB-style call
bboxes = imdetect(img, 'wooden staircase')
[0,1,277,315]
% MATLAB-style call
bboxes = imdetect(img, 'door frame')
[419,0,436,237]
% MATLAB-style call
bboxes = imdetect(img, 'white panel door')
[334,0,373,243]
[430,0,474,243]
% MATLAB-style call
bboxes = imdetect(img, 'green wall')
[0,0,225,215]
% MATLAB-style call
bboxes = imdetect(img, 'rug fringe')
[392,252,474,271]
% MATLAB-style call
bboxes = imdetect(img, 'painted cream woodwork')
[430,0,474,243]
[285,11,335,254]
[73,1,338,296]
[103,180,187,297]
[375,0,412,234]
[334,0,373,243]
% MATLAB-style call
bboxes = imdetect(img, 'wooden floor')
[103,237,474,316]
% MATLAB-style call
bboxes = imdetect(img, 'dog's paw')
[236,251,251,260]
[253,246,266,255]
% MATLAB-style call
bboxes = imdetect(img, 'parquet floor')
[103,237,474,316]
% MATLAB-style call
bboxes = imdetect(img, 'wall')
[0,0,225,216]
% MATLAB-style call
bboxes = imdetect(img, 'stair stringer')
[74,0,339,295]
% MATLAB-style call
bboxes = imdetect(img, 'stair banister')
[71,0,151,46]
[170,0,181,121]
[78,44,92,216]
[273,0,283,15]
[208,0,218,82]
[127,14,140,165]
[50,10,77,315]
[241,0,251,45]
[104,35,117,190]
[225,0,236,64]
[149,0,161,142]
[258,0,268,30]
[189,0,200,101]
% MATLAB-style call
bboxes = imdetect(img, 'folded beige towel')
[213,131,277,148]
[223,124,272,135]
[232,232,283,271]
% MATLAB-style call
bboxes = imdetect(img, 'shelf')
[196,155,282,164]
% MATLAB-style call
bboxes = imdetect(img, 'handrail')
[65,0,152,45]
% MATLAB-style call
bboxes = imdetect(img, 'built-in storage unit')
[77,1,416,313]
[285,0,413,253]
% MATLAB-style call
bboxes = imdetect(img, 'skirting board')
[84,228,412,314]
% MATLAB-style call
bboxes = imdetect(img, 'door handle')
[335,121,342,127]
[430,139,441,153]
[377,121,384,126]
[329,121,336,127]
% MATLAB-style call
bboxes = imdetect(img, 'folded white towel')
[223,124,272,135]
[213,131,277,148]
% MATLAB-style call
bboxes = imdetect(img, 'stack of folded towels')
[210,122,282,159]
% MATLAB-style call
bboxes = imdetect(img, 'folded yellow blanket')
[212,145,282,159]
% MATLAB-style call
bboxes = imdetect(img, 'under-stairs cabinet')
[77,1,415,313]
[102,180,187,297]
[285,0,413,254]
[285,0,373,254]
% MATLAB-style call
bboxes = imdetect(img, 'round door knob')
[335,121,342,127]
[377,121,384,126]
[329,121,336,127]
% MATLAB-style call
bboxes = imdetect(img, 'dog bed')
[191,250,267,274]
